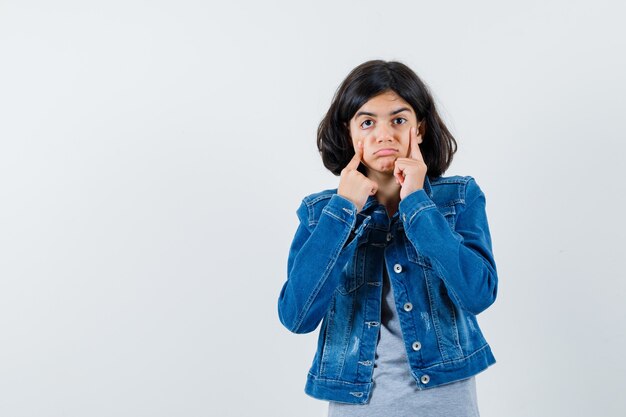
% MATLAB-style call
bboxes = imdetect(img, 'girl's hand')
[338,141,379,213]
[394,126,428,201]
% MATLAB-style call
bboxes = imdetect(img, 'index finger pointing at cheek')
[346,140,363,170]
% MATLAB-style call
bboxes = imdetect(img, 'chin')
[371,165,395,175]
[379,160,397,170]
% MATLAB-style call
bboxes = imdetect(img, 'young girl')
[277,60,498,417]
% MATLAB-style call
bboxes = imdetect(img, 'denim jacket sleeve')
[398,177,498,315]
[277,193,362,334]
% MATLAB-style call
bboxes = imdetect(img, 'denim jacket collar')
[362,175,433,212]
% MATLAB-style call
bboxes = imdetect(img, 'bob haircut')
[317,60,457,178]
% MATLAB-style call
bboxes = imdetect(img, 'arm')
[398,177,498,315]
[277,194,362,334]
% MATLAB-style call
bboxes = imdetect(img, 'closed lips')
[375,148,398,155]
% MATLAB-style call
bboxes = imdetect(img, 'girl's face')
[348,90,423,176]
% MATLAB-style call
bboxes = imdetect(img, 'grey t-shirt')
[328,262,480,417]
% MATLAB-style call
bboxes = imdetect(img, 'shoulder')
[430,174,485,205]
[302,188,338,206]
[295,188,340,227]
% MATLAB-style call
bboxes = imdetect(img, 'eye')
[360,119,373,129]
[393,117,407,125]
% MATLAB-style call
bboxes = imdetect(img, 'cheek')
[361,144,378,165]
[355,133,373,149]
[350,126,363,139]
[350,128,369,150]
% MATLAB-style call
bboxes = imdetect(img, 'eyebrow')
[354,107,413,118]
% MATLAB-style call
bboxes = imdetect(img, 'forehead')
[354,91,414,116]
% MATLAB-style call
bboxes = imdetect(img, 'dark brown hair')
[317,60,457,177]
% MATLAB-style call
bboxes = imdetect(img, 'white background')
[1,1,625,416]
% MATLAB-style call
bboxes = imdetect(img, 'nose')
[375,124,395,143]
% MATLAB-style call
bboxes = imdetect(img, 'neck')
[366,170,401,215]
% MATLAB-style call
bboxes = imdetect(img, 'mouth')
[374,148,399,156]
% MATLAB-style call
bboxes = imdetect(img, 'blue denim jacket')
[277,175,498,404]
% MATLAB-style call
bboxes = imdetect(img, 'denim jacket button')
[393,264,403,273]
[412,341,422,351]
[386,232,392,242]
[421,374,430,384]
[403,302,413,312]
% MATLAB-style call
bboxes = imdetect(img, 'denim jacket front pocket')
[422,266,465,362]
[317,290,355,378]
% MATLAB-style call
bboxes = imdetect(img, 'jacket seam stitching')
[408,204,436,224]
[307,342,491,378]
[418,343,492,369]
[322,209,352,227]
[306,372,372,385]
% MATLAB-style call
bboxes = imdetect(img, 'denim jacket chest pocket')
[337,219,372,295]
[437,204,457,229]
[403,202,457,264]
